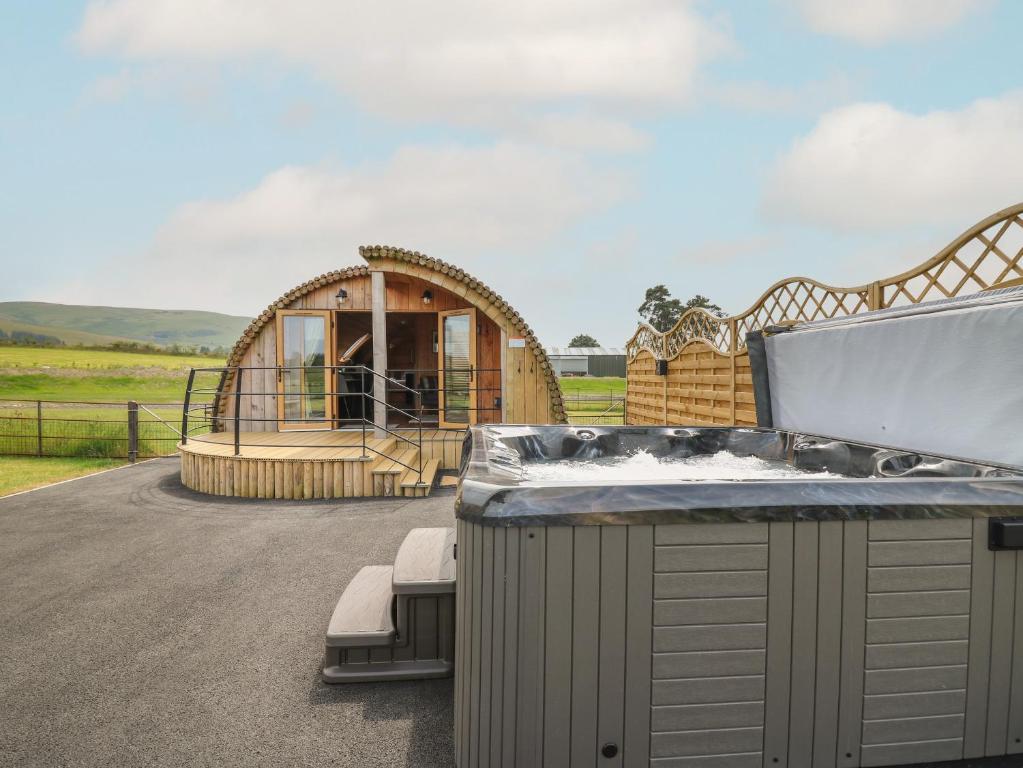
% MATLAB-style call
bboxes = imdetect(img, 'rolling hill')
[0,302,252,350]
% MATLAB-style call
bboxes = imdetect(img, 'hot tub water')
[520,449,843,482]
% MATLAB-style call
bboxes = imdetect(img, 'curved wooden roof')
[224,246,566,423]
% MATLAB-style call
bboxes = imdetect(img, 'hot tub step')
[322,656,452,684]
[325,565,395,648]
[392,527,456,595]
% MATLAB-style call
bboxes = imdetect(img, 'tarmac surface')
[0,457,456,767]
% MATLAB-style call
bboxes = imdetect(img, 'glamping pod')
[178,246,566,499]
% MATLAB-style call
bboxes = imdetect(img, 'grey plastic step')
[325,565,395,648]
[392,527,456,595]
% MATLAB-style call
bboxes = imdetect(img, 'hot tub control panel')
[989,517,1023,549]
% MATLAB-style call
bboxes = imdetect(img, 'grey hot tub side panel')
[453,516,1023,768]
[452,425,1023,767]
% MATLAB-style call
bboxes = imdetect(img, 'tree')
[638,286,726,331]
[637,285,684,331]
[568,333,599,347]
[683,294,725,318]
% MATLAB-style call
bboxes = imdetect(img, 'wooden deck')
[178,429,466,500]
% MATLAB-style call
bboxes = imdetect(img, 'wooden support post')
[728,318,737,425]
[661,331,669,425]
[36,400,43,457]
[127,401,139,463]
[500,329,508,423]
[868,280,882,311]
[371,270,388,438]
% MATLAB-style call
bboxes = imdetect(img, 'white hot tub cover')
[755,286,1023,468]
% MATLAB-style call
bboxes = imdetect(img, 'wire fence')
[562,394,626,425]
[0,399,212,460]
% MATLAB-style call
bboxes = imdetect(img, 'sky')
[3,0,1023,347]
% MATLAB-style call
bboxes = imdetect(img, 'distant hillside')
[0,302,252,350]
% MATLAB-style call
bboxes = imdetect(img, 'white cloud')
[763,92,1023,231]
[709,75,857,115]
[512,114,651,153]
[54,142,629,317]
[77,0,729,123]
[786,0,990,44]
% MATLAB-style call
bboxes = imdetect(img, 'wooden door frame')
[438,308,477,429]
[275,309,335,430]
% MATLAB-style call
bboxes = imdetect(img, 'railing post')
[233,368,242,456]
[127,400,139,463]
[36,400,43,457]
[361,368,368,458]
[181,369,195,446]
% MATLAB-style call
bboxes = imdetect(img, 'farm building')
[546,346,627,377]
[178,246,566,499]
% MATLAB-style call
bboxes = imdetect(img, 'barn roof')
[546,346,625,356]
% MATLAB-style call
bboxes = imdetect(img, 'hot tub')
[453,425,1023,768]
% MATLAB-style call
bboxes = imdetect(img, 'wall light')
[422,290,433,305]
[336,288,348,306]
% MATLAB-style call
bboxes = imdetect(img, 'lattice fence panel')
[880,213,1023,308]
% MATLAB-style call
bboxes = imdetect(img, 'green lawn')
[0,346,223,402]
[0,456,127,496]
[0,346,220,371]
[0,347,221,458]
[557,376,625,397]
[558,376,626,423]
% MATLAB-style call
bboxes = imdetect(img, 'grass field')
[558,376,626,423]
[0,347,221,402]
[0,456,127,496]
[0,347,220,458]
[557,376,626,397]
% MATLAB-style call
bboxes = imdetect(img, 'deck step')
[325,565,395,648]
[439,475,458,488]
[392,527,456,595]
[399,458,441,497]
[372,447,420,475]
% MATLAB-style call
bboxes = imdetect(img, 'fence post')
[728,319,738,425]
[233,368,242,456]
[181,368,195,446]
[127,401,139,463]
[36,400,43,457]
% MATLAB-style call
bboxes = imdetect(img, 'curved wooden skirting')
[180,451,377,499]
[178,429,460,499]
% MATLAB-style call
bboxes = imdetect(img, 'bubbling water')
[520,450,842,482]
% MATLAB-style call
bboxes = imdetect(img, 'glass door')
[438,308,477,428]
[275,310,333,429]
